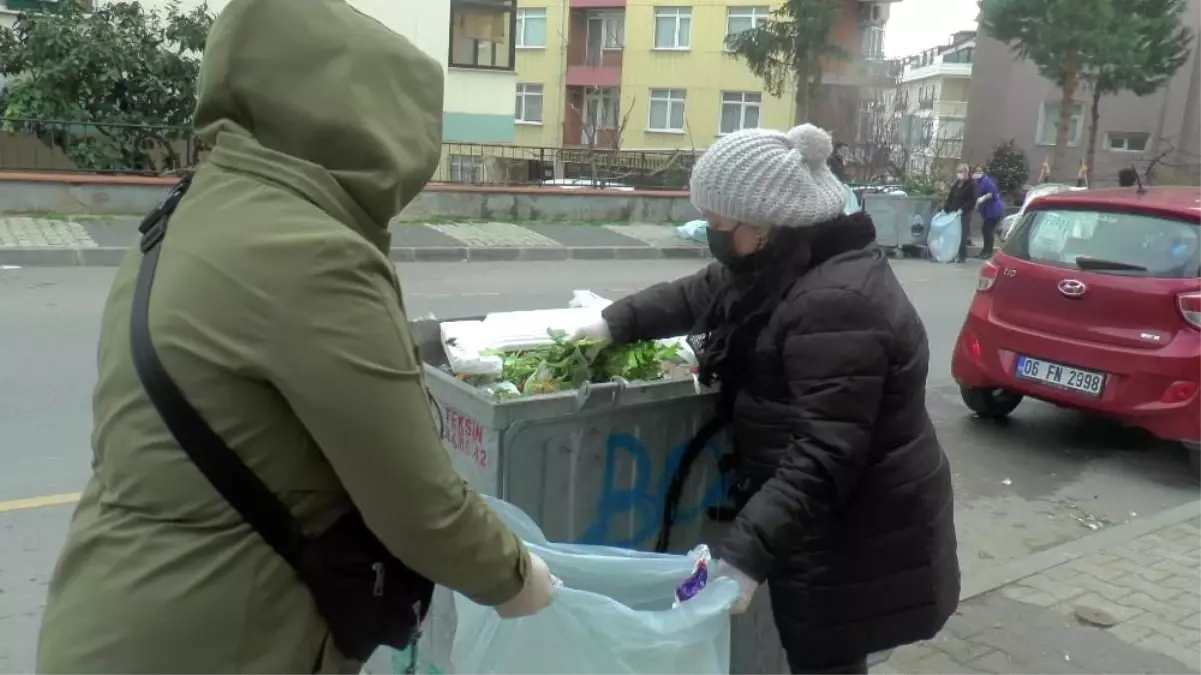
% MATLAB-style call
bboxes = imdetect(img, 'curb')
[959,499,1201,602]
[0,245,713,267]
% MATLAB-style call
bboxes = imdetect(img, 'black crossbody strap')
[129,177,307,569]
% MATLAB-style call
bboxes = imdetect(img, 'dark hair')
[1118,168,1139,187]
[973,165,987,174]
[834,142,848,151]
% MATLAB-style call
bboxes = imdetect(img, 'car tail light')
[977,261,1001,292]
[1162,381,1199,403]
[1178,291,1201,329]
[964,333,982,359]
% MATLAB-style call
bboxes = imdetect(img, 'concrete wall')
[0,174,698,222]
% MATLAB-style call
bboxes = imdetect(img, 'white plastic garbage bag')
[927,210,962,263]
[677,219,708,244]
[450,496,740,674]
[842,184,861,214]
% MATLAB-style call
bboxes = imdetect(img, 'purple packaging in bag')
[673,545,711,607]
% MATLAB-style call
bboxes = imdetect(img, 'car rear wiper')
[1074,256,1148,272]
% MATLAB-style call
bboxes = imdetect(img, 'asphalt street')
[1,259,1198,673]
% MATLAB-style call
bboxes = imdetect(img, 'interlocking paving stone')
[0,218,97,248]
[426,222,560,247]
[604,223,698,248]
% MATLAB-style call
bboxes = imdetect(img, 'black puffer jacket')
[602,220,959,660]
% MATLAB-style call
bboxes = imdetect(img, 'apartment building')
[1,0,55,27]
[72,0,521,145]
[963,0,1201,185]
[509,0,900,152]
[875,31,973,175]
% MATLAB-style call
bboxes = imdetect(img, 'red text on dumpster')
[443,407,487,469]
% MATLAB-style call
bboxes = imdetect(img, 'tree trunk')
[1053,53,1078,182]
[1085,86,1102,186]
[793,55,813,124]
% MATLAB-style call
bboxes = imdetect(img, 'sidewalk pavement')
[876,501,1201,675]
[0,215,983,267]
[0,216,713,266]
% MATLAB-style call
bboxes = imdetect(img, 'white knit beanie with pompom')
[689,123,846,228]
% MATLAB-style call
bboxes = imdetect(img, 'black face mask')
[708,224,760,274]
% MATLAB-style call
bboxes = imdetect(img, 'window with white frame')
[1036,102,1084,146]
[1106,131,1150,152]
[861,25,884,60]
[515,83,544,124]
[648,88,686,132]
[594,11,625,49]
[726,6,769,41]
[653,7,691,49]
[719,92,761,134]
[448,154,483,183]
[516,8,547,48]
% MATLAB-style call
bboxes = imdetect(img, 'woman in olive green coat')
[36,1,555,672]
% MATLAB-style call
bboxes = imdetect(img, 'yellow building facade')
[510,0,889,151]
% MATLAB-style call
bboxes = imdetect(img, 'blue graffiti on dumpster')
[578,431,727,549]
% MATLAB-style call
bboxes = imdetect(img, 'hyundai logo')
[1058,279,1087,298]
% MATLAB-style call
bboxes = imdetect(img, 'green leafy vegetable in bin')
[482,330,682,399]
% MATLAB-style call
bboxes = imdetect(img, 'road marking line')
[0,492,82,513]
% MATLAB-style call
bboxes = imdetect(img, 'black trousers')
[956,209,972,261]
[786,652,868,674]
[980,216,1000,255]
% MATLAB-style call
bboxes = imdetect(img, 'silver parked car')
[997,183,1088,243]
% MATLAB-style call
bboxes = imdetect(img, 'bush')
[987,140,1030,197]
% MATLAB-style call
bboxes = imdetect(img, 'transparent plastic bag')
[450,496,740,674]
[928,210,962,263]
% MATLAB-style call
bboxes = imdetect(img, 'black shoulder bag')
[128,177,433,663]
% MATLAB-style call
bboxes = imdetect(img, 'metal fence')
[434,143,698,190]
[0,118,699,189]
[0,118,205,175]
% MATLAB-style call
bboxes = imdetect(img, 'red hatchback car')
[952,186,1201,474]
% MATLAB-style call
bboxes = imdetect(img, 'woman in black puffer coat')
[574,124,960,674]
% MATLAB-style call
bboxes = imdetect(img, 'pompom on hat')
[689,123,847,228]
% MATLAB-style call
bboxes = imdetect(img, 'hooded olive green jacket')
[36,1,528,672]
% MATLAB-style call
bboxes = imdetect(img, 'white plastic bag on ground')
[927,210,962,263]
[451,496,740,674]
[677,219,709,244]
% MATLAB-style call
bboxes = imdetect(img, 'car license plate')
[1014,355,1106,397]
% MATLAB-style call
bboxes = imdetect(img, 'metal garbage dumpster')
[863,194,941,256]
[362,318,789,675]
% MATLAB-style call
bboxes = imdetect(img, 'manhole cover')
[1075,605,1118,627]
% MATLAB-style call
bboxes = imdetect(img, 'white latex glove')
[570,313,611,343]
[717,561,760,616]
[495,552,561,619]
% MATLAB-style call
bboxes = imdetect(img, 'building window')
[719,91,761,134]
[515,83,544,124]
[862,25,884,61]
[597,12,624,49]
[653,7,691,50]
[648,88,686,132]
[1106,132,1150,152]
[449,0,516,70]
[516,8,547,48]
[449,154,483,183]
[1036,102,1084,146]
[726,6,769,39]
[943,47,973,64]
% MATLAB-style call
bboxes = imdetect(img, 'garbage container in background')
[862,194,941,257]
[362,319,790,675]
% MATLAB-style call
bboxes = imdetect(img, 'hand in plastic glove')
[496,552,561,619]
[717,562,760,616]
[570,314,611,343]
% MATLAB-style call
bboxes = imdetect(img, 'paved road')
[1,259,1197,673]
